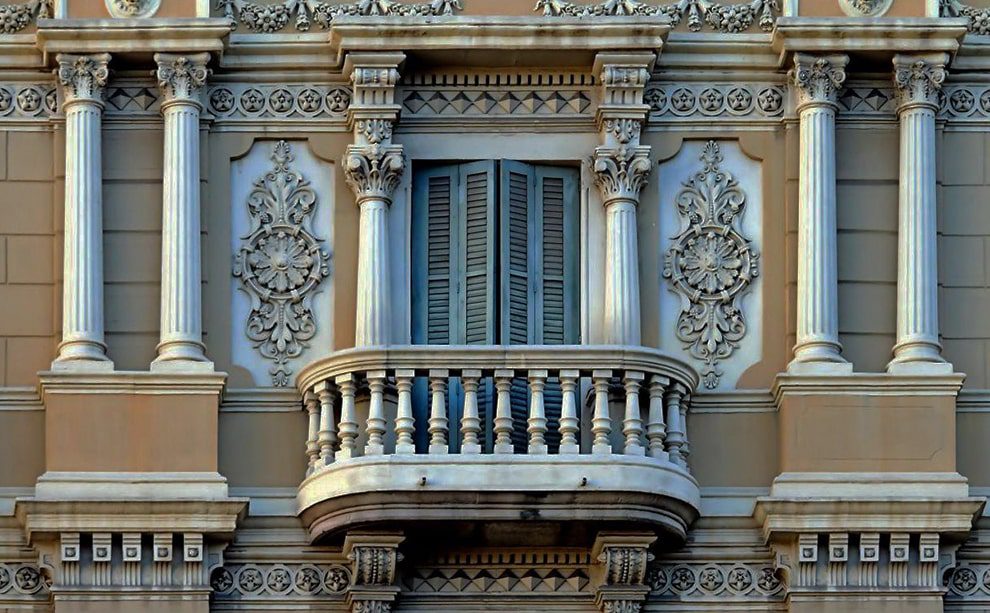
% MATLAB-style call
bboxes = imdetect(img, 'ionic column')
[152,53,211,368]
[345,58,404,347]
[52,54,113,370]
[593,55,655,346]
[888,54,951,373]
[789,53,851,373]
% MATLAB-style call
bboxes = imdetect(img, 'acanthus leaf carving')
[56,54,110,106]
[792,54,848,109]
[662,141,759,390]
[893,57,946,110]
[344,144,405,204]
[233,140,330,387]
[535,0,778,33]
[592,145,653,204]
[218,0,462,33]
[155,53,210,104]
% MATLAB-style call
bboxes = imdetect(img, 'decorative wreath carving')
[663,141,759,389]
[233,141,330,386]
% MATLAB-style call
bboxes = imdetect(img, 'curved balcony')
[295,345,701,543]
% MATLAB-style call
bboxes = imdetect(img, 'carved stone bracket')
[893,54,947,112]
[343,532,405,613]
[792,53,849,111]
[591,532,656,613]
[56,53,110,107]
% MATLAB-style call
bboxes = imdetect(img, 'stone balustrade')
[294,345,702,541]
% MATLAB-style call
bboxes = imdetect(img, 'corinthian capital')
[344,144,405,205]
[155,52,210,105]
[56,53,110,107]
[592,146,653,205]
[893,53,948,112]
[792,53,848,110]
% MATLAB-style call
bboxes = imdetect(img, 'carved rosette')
[592,146,652,205]
[344,144,405,205]
[792,54,848,110]
[233,141,330,386]
[893,57,947,112]
[155,53,210,106]
[56,54,110,107]
[663,141,759,390]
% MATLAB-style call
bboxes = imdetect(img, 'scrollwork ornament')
[356,118,393,145]
[0,0,51,34]
[592,146,652,204]
[344,144,405,205]
[218,0,461,32]
[56,54,110,106]
[942,0,990,35]
[663,141,759,389]
[893,57,946,111]
[603,118,641,145]
[601,601,641,613]
[792,54,848,109]
[535,0,778,32]
[352,601,392,613]
[155,53,211,105]
[233,140,330,387]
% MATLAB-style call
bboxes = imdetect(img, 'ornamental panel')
[658,140,762,391]
[231,140,333,387]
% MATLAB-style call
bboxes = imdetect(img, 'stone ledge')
[39,370,227,396]
[35,18,232,60]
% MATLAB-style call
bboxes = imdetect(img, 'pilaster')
[344,52,406,347]
[788,52,851,374]
[152,52,213,370]
[592,52,656,346]
[343,531,405,613]
[52,53,114,371]
[591,532,656,613]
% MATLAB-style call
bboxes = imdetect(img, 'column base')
[887,340,951,375]
[52,340,114,372]
[789,341,850,375]
[153,340,212,371]
[786,359,853,375]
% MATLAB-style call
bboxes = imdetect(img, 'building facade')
[3,0,990,611]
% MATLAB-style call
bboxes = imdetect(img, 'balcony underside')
[298,454,700,543]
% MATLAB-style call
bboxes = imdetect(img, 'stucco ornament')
[535,0,778,33]
[838,0,892,16]
[894,59,946,109]
[792,55,847,108]
[156,54,210,103]
[105,0,161,17]
[942,0,990,34]
[344,144,405,204]
[663,141,759,389]
[218,0,462,32]
[0,0,51,34]
[233,141,330,387]
[57,54,110,105]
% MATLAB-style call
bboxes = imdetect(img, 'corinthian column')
[788,53,851,373]
[345,58,404,347]
[593,55,655,346]
[52,54,113,370]
[888,54,951,374]
[152,53,212,369]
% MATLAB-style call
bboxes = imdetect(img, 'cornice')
[38,370,227,396]
[34,18,231,62]
[772,17,968,66]
[771,371,966,403]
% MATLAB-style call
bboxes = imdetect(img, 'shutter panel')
[412,165,459,346]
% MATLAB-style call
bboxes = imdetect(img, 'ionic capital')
[155,52,210,107]
[792,53,848,111]
[344,144,405,205]
[56,53,110,108]
[592,145,653,206]
[893,53,948,113]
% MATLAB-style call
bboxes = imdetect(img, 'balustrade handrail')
[296,344,701,478]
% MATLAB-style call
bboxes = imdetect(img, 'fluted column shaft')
[153,53,211,368]
[604,197,641,344]
[890,54,949,371]
[355,197,390,346]
[53,54,112,369]
[790,53,850,371]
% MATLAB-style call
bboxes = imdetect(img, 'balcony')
[295,345,701,543]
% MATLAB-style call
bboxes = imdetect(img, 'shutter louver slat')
[426,174,453,345]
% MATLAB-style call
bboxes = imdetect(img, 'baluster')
[622,371,645,456]
[364,370,387,455]
[591,369,612,455]
[335,373,358,461]
[461,369,482,454]
[680,389,691,466]
[558,369,580,454]
[646,375,669,461]
[304,389,320,474]
[493,369,514,454]
[316,380,337,466]
[394,369,415,454]
[665,382,686,468]
[527,370,548,455]
[428,370,449,454]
